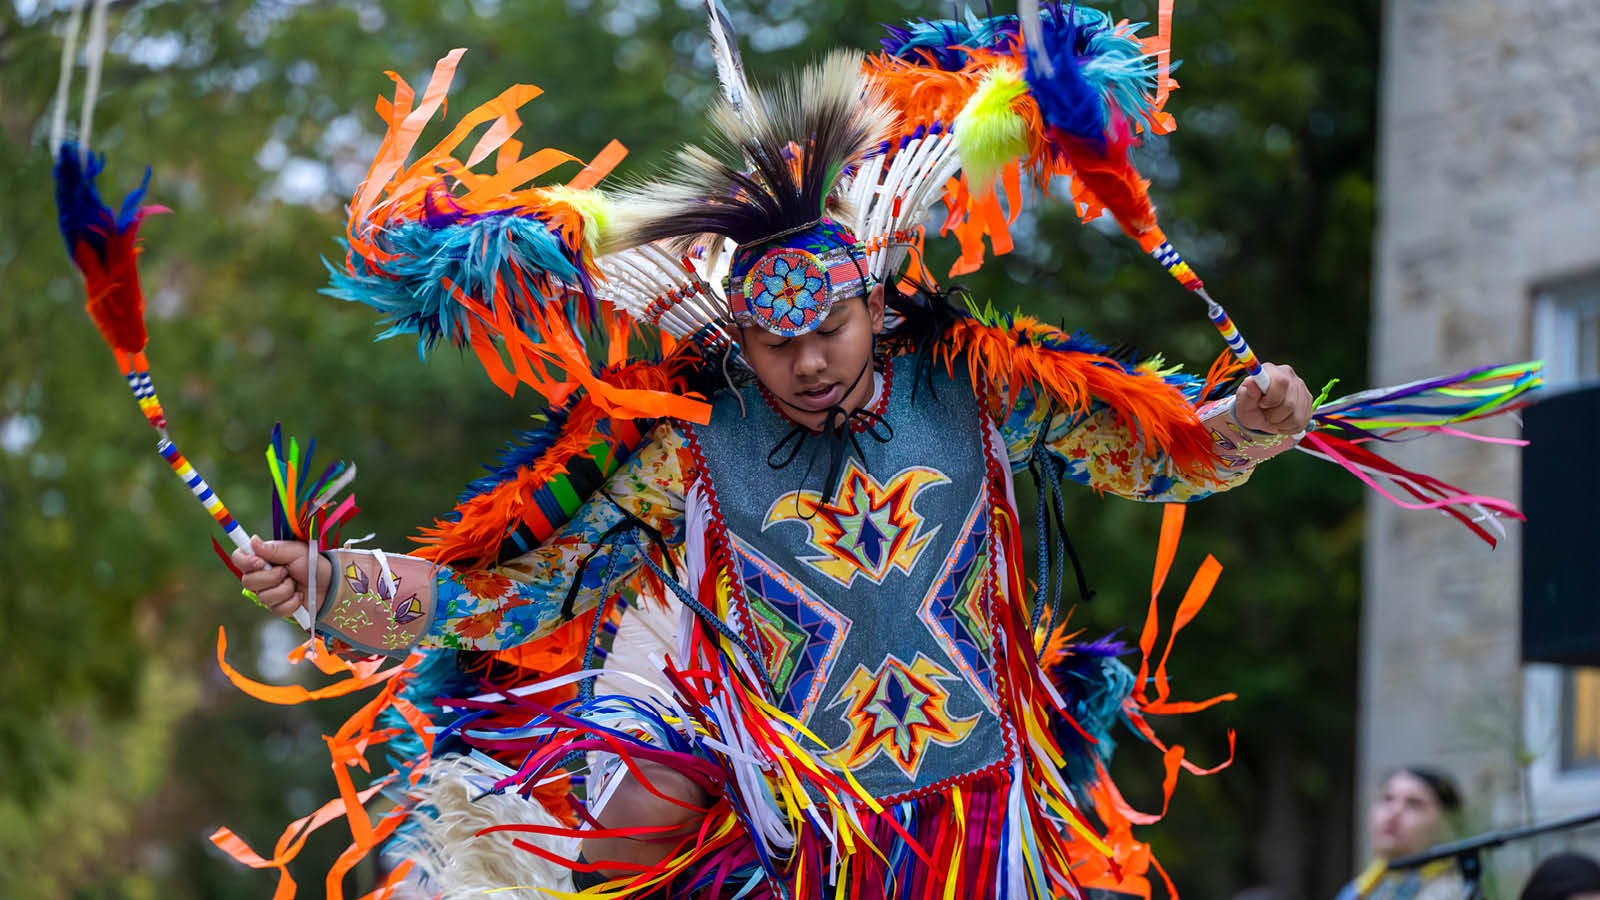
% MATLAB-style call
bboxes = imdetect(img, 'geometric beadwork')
[917,488,997,711]
[731,536,850,722]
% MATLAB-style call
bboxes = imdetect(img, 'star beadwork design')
[918,491,998,711]
[764,459,950,588]
[825,652,980,779]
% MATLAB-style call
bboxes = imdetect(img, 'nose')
[793,338,827,378]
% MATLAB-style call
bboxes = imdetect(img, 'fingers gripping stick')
[161,439,314,630]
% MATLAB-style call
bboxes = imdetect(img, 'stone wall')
[1365,0,1600,890]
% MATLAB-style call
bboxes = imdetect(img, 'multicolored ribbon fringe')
[1299,362,1542,546]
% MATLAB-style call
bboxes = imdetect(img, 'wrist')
[1198,396,1299,469]
[316,548,437,656]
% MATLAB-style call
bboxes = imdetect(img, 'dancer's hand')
[233,536,331,619]
[1234,363,1313,434]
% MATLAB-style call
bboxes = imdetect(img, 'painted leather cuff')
[1197,396,1299,470]
[317,549,437,657]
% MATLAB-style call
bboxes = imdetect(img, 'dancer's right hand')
[233,536,332,619]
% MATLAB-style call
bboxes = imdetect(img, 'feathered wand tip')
[53,141,169,355]
[1019,3,1165,238]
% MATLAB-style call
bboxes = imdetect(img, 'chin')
[1374,841,1411,859]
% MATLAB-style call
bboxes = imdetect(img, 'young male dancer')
[235,54,1314,898]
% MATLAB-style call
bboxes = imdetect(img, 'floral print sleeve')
[421,422,691,650]
[998,384,1254,503]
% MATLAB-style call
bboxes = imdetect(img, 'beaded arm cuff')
[317,549,437,657]
[1197,396,1300,470]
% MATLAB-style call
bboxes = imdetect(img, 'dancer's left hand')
[1234,363,1313,434]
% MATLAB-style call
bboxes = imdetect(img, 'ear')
[867,283,886,334]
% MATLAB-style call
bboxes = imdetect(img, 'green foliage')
[0,0,1376,896]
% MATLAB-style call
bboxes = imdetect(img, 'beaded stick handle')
[1136,228,1271,390]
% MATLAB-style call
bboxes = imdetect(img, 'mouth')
[792,383,842,411]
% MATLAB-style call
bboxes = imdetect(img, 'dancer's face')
[740,284,885,431]
[1371,771,1447,858]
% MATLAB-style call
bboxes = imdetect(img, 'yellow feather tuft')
[952,62,1030,192]
[538,185,612,252]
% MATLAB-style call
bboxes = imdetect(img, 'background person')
[1521,852,1600,900]
[1336,766,1465,900]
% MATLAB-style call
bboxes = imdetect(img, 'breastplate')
[688,356,1011,799]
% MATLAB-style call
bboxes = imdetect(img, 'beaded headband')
[725,218,873,336]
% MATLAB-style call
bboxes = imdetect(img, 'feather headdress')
[599,52,897,337]
[704,0,751,116]
[606,50,897,252]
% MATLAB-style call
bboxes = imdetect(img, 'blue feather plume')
[1005,4,1169,153]
[53,141,152,259]
[323,211,590,360]
[1048,635,1136,787]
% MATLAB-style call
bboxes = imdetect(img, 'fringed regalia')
[191,6,1540,900]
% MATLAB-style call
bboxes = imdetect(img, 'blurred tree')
[0,0,1374,896]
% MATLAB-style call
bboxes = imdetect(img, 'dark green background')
[0,0,1374,896]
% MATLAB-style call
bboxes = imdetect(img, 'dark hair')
[1393,766,1462,813]
[1520,852,1600,900]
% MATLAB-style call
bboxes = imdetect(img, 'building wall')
[1364,0,1600,890]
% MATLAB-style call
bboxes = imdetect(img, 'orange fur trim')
[938,317,1223,484]
[413,358,691,568]
[864,53,984,133]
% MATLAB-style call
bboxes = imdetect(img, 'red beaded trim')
[977,401,1023,775]
[862,225,924,253]
[680,427,769,678]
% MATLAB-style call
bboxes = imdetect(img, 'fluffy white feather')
[705,0,751,114]
[389,754,577,899]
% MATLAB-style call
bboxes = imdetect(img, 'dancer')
[234,44,1327,900]
[48,4,1536,898]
